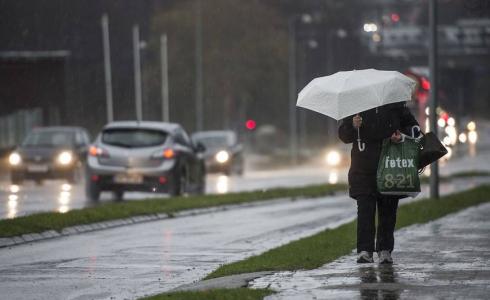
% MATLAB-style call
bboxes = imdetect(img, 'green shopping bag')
[377,137,421,197]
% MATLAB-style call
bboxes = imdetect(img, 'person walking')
[338,102,419,264]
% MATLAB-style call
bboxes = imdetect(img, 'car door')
[173,127,202,185]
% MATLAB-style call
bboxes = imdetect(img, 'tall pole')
[288,19,298,165]
[133,24,143,121]
[195,0,204,131]
[101,14,114,123]
[160,34,170,122]
[429,0,439,199]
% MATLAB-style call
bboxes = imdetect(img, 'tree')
[146,0,288,132]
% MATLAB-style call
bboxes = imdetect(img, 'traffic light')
[245,119,256,131]
[391,13,400,22]
[405,70,430,104]
[420,77,430,91]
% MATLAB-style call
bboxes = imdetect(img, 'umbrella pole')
[357,127,365,152]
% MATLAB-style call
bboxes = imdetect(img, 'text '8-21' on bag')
[377,137,421,197]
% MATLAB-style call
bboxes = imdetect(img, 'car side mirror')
[195,142,206,153]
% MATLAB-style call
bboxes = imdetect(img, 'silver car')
[86,121,206,201]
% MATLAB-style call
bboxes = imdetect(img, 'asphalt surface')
[2,146,490,220]
[0,194,357,300]
[0,177,487,300]
[0,164,348,220]
[250,202,490,300]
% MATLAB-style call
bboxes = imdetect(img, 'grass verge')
[205,184,490,279]
[141,288,273,300]
[144,185,490,300]
[420,170,490,183]
[0,183,346,238]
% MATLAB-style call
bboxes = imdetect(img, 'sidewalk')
[250,202,490,299]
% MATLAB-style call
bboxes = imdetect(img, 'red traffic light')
[421,77,431,91]
[391,13,400,22]
[245,119,256,130]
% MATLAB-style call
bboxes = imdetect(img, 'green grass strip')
[141,288,273,300]
[205,184,490,279]
[446,170,490,178]
[0,183,346,238]
[420,170,490,183]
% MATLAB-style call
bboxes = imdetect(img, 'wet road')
[0,177,487,300]
[0,194,356,300]
[0,165,348,220]
[2,147,490,220]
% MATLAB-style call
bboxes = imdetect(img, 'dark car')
[86,121,206,201]
[8,127,90,184]
[191,130,244,175]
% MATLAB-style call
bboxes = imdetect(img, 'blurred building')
[0,0,152,146]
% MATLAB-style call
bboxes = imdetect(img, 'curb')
[0,194,340,249]
[171,271,275,292]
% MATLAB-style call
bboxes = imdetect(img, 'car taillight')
[163,149,175,159]
[89,146,108,157]
[152,148,176,159]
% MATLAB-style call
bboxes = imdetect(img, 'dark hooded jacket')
[338,102,419,199]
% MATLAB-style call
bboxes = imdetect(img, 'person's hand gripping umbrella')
[352,114,365,151]
[296,69,416,151]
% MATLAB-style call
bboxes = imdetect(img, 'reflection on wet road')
[0,166,348,219]
[1,182,85,219]
[0,194,357,300]
[0,148,488,219]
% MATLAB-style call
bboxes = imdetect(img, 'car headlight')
[57,151,73,165]
[326,150,341,167]
[215,150,230,164]
[9,152,22,166]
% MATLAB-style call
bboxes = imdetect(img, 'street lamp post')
[160,34,170,122]
[133,24,143,121]
[429,0,439,199]
[288,18,298,165]
[195,0,204,131]
[288,14,312,165]
[101,14,113,123]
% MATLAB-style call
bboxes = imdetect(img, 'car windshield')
[23,131,75,147]
[102,128,168,148]
[194,135,230,149]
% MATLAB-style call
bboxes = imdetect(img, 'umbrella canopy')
[296,69,416,121]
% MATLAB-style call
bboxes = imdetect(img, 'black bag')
[418,132,448,169]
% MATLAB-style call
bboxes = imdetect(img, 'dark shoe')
[378,250,393,264]
[357,251,374,263]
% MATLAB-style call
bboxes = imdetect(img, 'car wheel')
[196,176,206,195]
[191,171,206,195]
[68,168,81,184]
[224,167,232,176]
[169,169,186,197]
[231,161,244,176]
[10,172,24,185]
[113,191,124,201]
[86,180,101,202]
[235,166,244,176]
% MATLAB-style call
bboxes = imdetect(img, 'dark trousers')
[356,193,399,253]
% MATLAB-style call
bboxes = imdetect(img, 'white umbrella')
[296,69,416,151]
